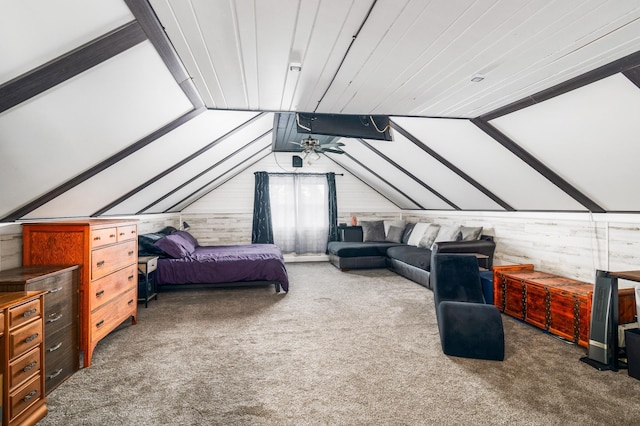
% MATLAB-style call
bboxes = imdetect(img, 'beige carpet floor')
[39,262,640,425]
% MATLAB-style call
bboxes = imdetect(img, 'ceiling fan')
[289,136,345,160]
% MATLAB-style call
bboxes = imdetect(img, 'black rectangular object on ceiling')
[296,113,392,141]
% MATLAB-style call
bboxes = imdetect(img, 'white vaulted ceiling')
[1,0,640,222]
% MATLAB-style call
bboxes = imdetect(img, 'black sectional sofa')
[327,222,496,290]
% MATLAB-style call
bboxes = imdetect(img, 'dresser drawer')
[117,225,137,242]
[91,227,118,248]
[9,299,42,329]
[91,240,137,280]
[9,374,42,422]
[9,346,41,390]
[44,323,78,393]
[89,264,137,312]
[90,287,137,344]
[10,319,43,359]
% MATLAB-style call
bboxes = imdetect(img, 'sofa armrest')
[431,235,496,269]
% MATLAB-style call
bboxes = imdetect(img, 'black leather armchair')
[432,254,505,361]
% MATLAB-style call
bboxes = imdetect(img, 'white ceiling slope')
[151,0,640,117]
[2,0,640,222]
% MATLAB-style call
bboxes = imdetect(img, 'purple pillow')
[174,230,198,251]
[154,234,191,258]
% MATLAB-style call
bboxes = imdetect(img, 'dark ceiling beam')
[358,139,459,210]
[1,107,205,222]
[325,155,402,209]
[138,130,271,214]
[0,21,146,114]
[91,112,266,216]
[471,118,605,213]
[168,148,273,212]
[390,120,513,211]
[623,65,640,90]
[124,0,204,109]
[481,49,640,121]
[340,151,424,209]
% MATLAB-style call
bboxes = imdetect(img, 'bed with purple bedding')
[139,228,288,292]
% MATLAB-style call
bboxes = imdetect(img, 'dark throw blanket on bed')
[155,244,289,292]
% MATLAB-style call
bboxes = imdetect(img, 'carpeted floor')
[39,263,640,425]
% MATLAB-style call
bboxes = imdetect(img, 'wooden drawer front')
[45,324,78,393]
[10,319,43,359]
[524,283,548,330]
[117,225,137,242]
[91,240,137,280]
[90,287,137,344]
[91,227,118,248]
[9,299,42,329]
[9,374,42,422]
[44,295,73,336]
[89,264,137,312]
[9,347,41,390]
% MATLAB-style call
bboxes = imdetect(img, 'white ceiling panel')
[337,138,453,210]
[0,0,134,83]
[1,41,193,219]
[362,131,505,211]
[105,114,275,215]
[392,116,586,211]
[490,74,640,212]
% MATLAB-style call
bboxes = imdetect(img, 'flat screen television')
[296,113,392,141]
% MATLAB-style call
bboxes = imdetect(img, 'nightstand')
[138,256,158,308]
[339,226,363,242]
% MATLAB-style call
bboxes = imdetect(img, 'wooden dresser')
[0,291,48,426]
[493,264,636,347]
[0,265,79,394]
[22,219,138,368]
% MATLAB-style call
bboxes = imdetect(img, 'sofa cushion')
[418,224,440,249]
[327,241,402,257]
[385,225,404,243]
[361,220,386,242]
[401,223,415,244]
[431,224,462,249]
[384,220,406,237]
[407,222,430,246]
[387,245,432,271]
[459,226,483,241]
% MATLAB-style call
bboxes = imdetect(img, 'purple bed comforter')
[155,244,289,292]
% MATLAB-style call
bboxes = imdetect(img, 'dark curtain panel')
[326,172,339,243]
[252,171,274,244]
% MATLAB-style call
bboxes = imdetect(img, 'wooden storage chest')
[22,219,138,368]
[0,265,80,394]
[493,265,636,348]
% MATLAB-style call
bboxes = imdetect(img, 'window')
[269,174,329,254]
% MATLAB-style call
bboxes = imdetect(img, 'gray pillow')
[459,226,483,241]
[401,223,415,244]
[418,224,440,249]
[385,225,404,243]
[361,220,386,242]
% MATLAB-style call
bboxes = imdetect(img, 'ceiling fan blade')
[323,148,344,154]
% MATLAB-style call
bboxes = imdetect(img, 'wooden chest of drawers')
[0,291,48,426]
[0,265,80,394]
[493,264,636,347]
[22,219,138,368]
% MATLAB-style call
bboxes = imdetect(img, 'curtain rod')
[266,172,343,176]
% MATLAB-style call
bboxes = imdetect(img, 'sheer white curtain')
[269,174,329,254]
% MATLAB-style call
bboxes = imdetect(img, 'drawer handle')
[128,251,134,256]
[96,260,105,267]
[23,361,37,372]
[110,234,116,238]
[47,313,63,323]
[96,290,105,298]
[128,299,134,305]
[23,308,37,318]
[48,286,63,294]
[119,232,125,236]
[47,368,64,380]
[23,390,38,403]
[96,320,104,328]
[93,236,101,241]
[131,230,136,234]
[128,275,134,281]
[48,342,63,352]
[25,333,39,343]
